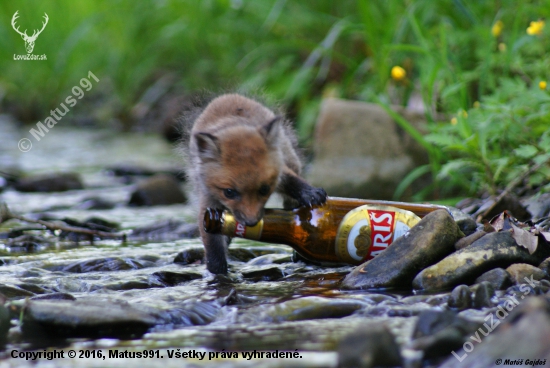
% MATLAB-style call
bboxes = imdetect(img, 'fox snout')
[233,208,264,227]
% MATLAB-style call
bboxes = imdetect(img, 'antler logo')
[11,11,49,54]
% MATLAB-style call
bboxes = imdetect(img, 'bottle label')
[335,205,421,264]
[222,212,263,240]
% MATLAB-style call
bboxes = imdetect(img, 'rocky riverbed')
[1,116,550,367]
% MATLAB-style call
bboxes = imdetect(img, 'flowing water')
[0,116,437,367]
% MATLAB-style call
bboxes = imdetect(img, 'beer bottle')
[203,197,448,265]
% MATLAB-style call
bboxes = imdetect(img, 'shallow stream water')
[0,117,451,367]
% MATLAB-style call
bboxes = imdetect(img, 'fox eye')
[223,188,239,199]
[259,185,270,196]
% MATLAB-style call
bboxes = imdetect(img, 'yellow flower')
[473,101,480,108]
[498,43,507,52]
[527,20,545,35]
[451,117,458,125]
[461,110,468,118]
[540,81,547,90]
[492,20,503,37]
[391,66,406,81]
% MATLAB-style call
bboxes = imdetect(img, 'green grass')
[1,0,549,198]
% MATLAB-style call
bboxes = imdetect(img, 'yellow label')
[222,212,263,240]
[335,205,420,264]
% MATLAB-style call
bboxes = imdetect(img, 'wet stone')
[473,193,531,222]
[14,172,84,192]
[132,220,199,241]
[241,265,285,281]
[228,248,258,262]
[337,323,401,368]
[153,270,203,286]
[61,257,152,273]
[250,296,365,323]
[0,304,9,344]
[74,197,116,210]
[412,231,550,291]
[523,192,550,219]
[5,234,51,252]
[0,284,35,299]
[30,293,76,301]
[105,280,161,291]
[475,268,513,290]
[506,263,546,285]
[174,247,204,265]
[473,281,496,309]
[447,285,472,311]
[22,299,157,340]
[246,253,293,265]
[128,174,186,206]
[410,310,478,361]
[440,296,550,367]
[538,257,550,278]
[448,206,478,236]
[343,209,461,289]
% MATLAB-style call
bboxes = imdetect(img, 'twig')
[0,203,126,241]
[478,158,550,221]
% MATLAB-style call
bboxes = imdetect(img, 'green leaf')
[514,145,538,158]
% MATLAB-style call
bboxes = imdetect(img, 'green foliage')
[1,0,549,198]
[426,80,550,195]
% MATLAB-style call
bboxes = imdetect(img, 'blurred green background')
[1,0,549,199]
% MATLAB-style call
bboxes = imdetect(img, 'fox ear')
[194,132,220,161]
[260,115,281,147]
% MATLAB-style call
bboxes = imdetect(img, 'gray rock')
[342,210,461,289]
[254,296,365,323]
[472,281,495,309]
[174,247,204,265]
[131,220,199,241]
[447,285,472,310]
[246,253,292,265]
[475,268,513,290]
[410,310,480,360]
[337,323,402,368]
[228,247,257,262]
[523,193,550,219]
[472,194,531,221]
[61,257,151,273]
[30,293,76,301]
[22,299,157,339]
[440,296,550,367]
[14,172,83,192]
[307,98,429,199]
[412,231,550,291]
[506,263,546,284]
[0,284,35,299]
[448,207,478,236]
[0,307,8,343]
[241,265,285,281]
[538,257,550,278]
[128,174,186,206]
[152,270,203,286]
[455,230,487,250]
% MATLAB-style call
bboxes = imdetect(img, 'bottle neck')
[220,211,264,240]
[204,207,297,242]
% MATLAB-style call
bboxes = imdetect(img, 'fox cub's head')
[194,116,283,226]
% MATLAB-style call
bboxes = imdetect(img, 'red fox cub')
[186,94,327,274]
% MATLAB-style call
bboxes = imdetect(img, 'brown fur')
[185,94,326,274]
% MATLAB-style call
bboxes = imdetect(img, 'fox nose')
[235,209,263,227]
[244,219,259,227]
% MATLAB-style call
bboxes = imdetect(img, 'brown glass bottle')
[204,196,448,265]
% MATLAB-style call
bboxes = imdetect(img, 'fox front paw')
[297,186,327,207]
